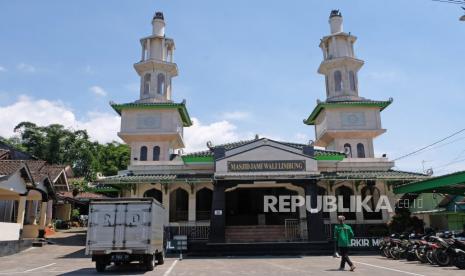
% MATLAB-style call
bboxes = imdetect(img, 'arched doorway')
[143,188,163,204]
[361,182,383,220]
[196,188,212,221]
[335,185,356,220]
[169,188,188,222]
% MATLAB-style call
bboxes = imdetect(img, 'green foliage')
[388,207,425,234]
[8,121,130,181]
[71,208,80,220]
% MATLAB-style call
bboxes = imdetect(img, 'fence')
[284,219,301,241]
[165,223,210,241]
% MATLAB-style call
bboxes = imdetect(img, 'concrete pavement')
[0,230,463,276]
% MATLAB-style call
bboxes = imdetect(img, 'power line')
[397,135,465,160]
[432,0,465,5]
[393,128,465,161]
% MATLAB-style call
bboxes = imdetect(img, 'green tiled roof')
[182,139,345,163]
[321,170,427,180]
[110,100,193,127]
[303,99,393,125]
[393,170,465,195]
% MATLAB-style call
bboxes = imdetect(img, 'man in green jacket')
[334,215,356,271]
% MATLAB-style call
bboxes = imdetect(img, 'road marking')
[23,263,56,273]
[163,259,178,276]
[353,261,426,276]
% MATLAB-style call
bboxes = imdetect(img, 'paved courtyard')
[0,230,463,276]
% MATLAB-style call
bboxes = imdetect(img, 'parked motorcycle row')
[379,232,465,269]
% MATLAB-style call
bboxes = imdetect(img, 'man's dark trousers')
[339,247,353,269]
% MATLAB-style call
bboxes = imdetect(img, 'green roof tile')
[110,100,193,127]
[182,139,345,163]
[304,99,393,125]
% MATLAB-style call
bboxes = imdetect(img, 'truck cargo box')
[85,198,165,272]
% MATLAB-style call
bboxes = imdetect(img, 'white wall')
[0,222,20,241]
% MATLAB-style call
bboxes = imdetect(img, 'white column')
[328,186,338,224]
[354,185,364,223]
[297,188,307,239]
[141,42,146,61]
[16,196,27,228]
[46,199,53,226]
[188,187,196,222]
[162,188,170,225]
[38,201,48,238]
[146,39,151,59]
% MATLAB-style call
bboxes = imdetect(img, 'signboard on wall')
[350,237,383,248]
[227,160,306,172]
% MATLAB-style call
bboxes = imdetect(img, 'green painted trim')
[303,100,393,125]
[394,170,465,194]
[110,102,193,127]
[314,155,345,161]
[182,156,214,163]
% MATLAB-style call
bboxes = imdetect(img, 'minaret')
[304,10,392,159]
[135,12,177,103]
[110,12,192,166]
[318,10,364,102]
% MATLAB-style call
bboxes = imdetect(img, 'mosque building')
[98,10,427,249]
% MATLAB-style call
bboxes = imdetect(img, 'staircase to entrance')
[225,225,288,243]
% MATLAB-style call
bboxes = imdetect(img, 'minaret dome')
[152,11,165,36]
[329,10,343,34]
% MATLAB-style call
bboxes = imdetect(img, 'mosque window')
[357,143,366,158]
[153,146,160,161]
[157,73,165,95]
[143,73,151,95]
[349,71,356,91]
[334,70,342,92]
[344,143,352,158]
[140,146,148,161]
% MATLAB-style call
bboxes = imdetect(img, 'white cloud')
[89,86,107,97]
[221,111,251,121]
[16,63,36,73]
[0,66,6,72]
[0,95,120,143]
[184,118,251,152]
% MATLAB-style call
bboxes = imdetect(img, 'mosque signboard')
[227,160,306,172]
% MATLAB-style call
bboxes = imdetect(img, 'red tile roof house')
[0,143,72,256]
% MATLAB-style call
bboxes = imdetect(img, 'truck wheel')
[156,252,164,265]
[95,260,106,273]
[145,254,155,271]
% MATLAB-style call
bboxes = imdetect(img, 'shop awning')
[393,170,465,195]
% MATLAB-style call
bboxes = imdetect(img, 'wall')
[121,109,182,135]
[0,222,20,241]
[55,204,71,221]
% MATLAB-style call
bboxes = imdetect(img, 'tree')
[10,122,130,181]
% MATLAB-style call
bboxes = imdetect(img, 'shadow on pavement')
[57,264,151,275]
[48,232,86,247]
[60,248,87,259]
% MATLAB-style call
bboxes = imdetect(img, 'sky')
[0,0,464,175]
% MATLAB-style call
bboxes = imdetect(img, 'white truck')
[85,198,166,272]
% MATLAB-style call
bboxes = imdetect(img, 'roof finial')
[330,10,342,18]
[153,11,164,20]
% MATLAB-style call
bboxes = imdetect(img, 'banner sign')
[227,160,306,172]
[350,237,383,248]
